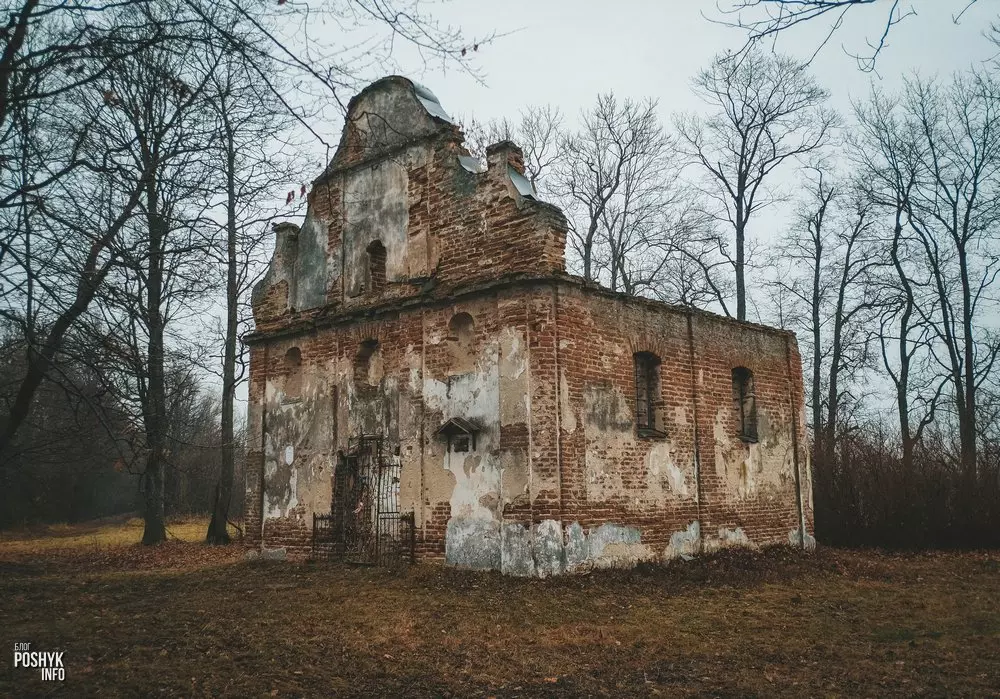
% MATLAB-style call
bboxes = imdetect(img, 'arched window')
[448,312,474,344]
[634,352,664,438]
[284,347,302,399]
[354,339,382,388]
[367,240,386,292]
[732,367,757,442]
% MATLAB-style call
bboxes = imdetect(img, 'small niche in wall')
[732,366,758,442]
[354,339,383,388]
[447,312,475,375]
[634,351,666,438]
[284,347,302,401]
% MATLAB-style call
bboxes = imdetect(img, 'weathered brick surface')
[243,77,812,570]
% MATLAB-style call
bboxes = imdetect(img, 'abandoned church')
[245,76,815,575]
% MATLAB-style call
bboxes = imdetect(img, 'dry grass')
[0,516,213,553]
[1,519,998,697]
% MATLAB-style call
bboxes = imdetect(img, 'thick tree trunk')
[142,446,166,544]
[734,186,748,321]
[142,173,167,546]
[958,246,978,509]
[735,220,746,321]
[207,131,238,545]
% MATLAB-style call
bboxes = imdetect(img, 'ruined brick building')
[245,76,814,574]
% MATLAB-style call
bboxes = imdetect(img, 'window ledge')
[637,427,668,440]
[738,434,759,444]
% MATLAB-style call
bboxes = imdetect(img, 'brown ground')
[0,518,998,698]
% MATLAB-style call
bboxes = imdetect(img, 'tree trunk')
[957,244,978,510]
[810,233,823,460]
[142,172,167,546]
[735,219,746,321]
[207,127,238,545]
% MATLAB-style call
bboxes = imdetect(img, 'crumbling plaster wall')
[243,340,338,557]
[244,76,812,570]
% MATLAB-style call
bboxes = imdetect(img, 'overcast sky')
[412,1,997,126]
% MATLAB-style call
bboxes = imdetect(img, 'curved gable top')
[324,76,456,176]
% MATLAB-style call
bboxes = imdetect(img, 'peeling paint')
[533,520,565,577]
[704,526,753,553]
[446,517,500,570]
[499,522,535,577]
[664,521,701,559]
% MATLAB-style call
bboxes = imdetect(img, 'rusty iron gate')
[313,435,414,566]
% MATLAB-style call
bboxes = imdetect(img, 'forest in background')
[1,0,998,548]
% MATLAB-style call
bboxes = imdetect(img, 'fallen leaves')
[1,521,999,697]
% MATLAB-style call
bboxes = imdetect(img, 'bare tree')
[771,167,880,464]
[852,90,941,475]
[901,73,1000,504]
[554,93,696,295]
[198,28,306,545]
[0,0,484,464]
[462,105,565,193]
[677,50,836,321]
[715,0,982,71]
[852,71,1000,515]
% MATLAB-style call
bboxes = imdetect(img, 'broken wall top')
[252,76,568,331]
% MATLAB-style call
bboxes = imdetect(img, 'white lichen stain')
[585,453,626,502]
[789,528,817,550]
[714,407,789,501]
[593,542,656,569]
[644,440,690,502]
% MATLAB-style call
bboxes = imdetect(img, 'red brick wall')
[244,279,812,561]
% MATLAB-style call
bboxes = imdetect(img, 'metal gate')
[313,435,414,566]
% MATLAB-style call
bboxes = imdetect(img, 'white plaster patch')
[666,462,689,498]
[284,446,294,465]
[425,357,502,528]
[664,520,701,559]
[560,371,576,433]
[709,526,752,551]
[673,405,688,426]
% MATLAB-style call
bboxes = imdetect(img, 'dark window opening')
[732,367,758,442]
[634,351,665,438]
[451,436,470,453]
[367,240,386,292]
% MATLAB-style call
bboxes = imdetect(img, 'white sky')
[414,0,996,125]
